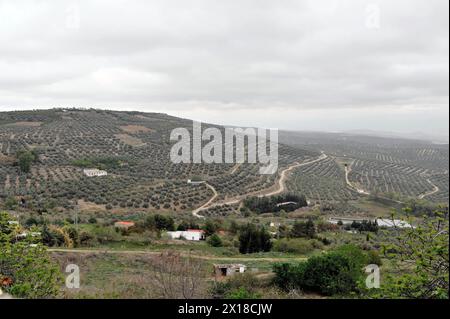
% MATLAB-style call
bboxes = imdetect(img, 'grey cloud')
[0,0,448,135]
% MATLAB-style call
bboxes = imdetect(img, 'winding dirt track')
[260,153,327,198]
[344,162,404,205]
[344,164,370,195]
[191,153,328,218]
[419,179,440,199]
[192,183,218,218]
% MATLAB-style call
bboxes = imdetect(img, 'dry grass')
[115,134,146,147]
[52,252,210,299]
[0,154,15,164]
[120,125,153,134]
[77,200,106,212]
[5,121,43,127]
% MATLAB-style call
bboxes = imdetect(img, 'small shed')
[213,264,247,278]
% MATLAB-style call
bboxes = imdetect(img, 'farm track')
[419,179,440,199]
[49,248,307,262]
[192,182,218,218]
[260,153,328,198]
[345,161,404,205]
[344,164,370,195]
[191,153,328,218]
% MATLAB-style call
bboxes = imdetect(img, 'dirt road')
[260,153,327,198]
[344,164,370,195]
[191,153,328,217]
[419,178,440,199]
[192,183,218,218]
[344,162,404,205]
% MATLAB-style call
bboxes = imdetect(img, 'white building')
[166,229,206,241]
[376,219,413,229]
[187,179,204,185]
[83,169,108,177]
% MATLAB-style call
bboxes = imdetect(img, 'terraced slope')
[0,109,315,214]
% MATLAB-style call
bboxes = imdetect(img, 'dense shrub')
[243,194,307,214]
[207,234,223,247]
[210,273,263,299]
[0,211,62,298]
[290,220,316,239]
[366,250,383,266]
[144,214,175,231]
[350,220,378,233]
[202,220,219,236]
[17,150,37,173]
[273,238,316,255]
[273,245,368,296]
[71,156,123,170]
[238,224,272,254]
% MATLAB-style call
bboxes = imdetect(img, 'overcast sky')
[0,0,448,138]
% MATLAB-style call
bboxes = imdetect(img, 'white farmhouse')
[187,179,204,186]
[166,229,206,241]
[83,169,108,177]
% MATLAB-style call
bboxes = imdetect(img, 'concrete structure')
[166,229,206,241]
[83,169,107,177]
[213,264,247,278]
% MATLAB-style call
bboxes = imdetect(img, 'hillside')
[0,109,317,217]
[0,109,448,221]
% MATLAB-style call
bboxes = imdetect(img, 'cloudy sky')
[0,0,448,138]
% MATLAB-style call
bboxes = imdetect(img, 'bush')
[273,246,367,296]
[225,287,261,299]
[238,224,272,254]
[207,234,223,247]
[351,220,378,233]
[273,238,315,255]
[290,220,316,239]
[376,212,448,299]
[0,211,62,298]
[366,250,383,266]
[145,214,175,231]
[244,194,307,214]
[210,273,263,299]
[17,150,37,173]
[4,197,18,210]
[202,220,219,236]
[25,217,40,227]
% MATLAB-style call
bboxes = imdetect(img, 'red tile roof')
[186,229,205,233]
